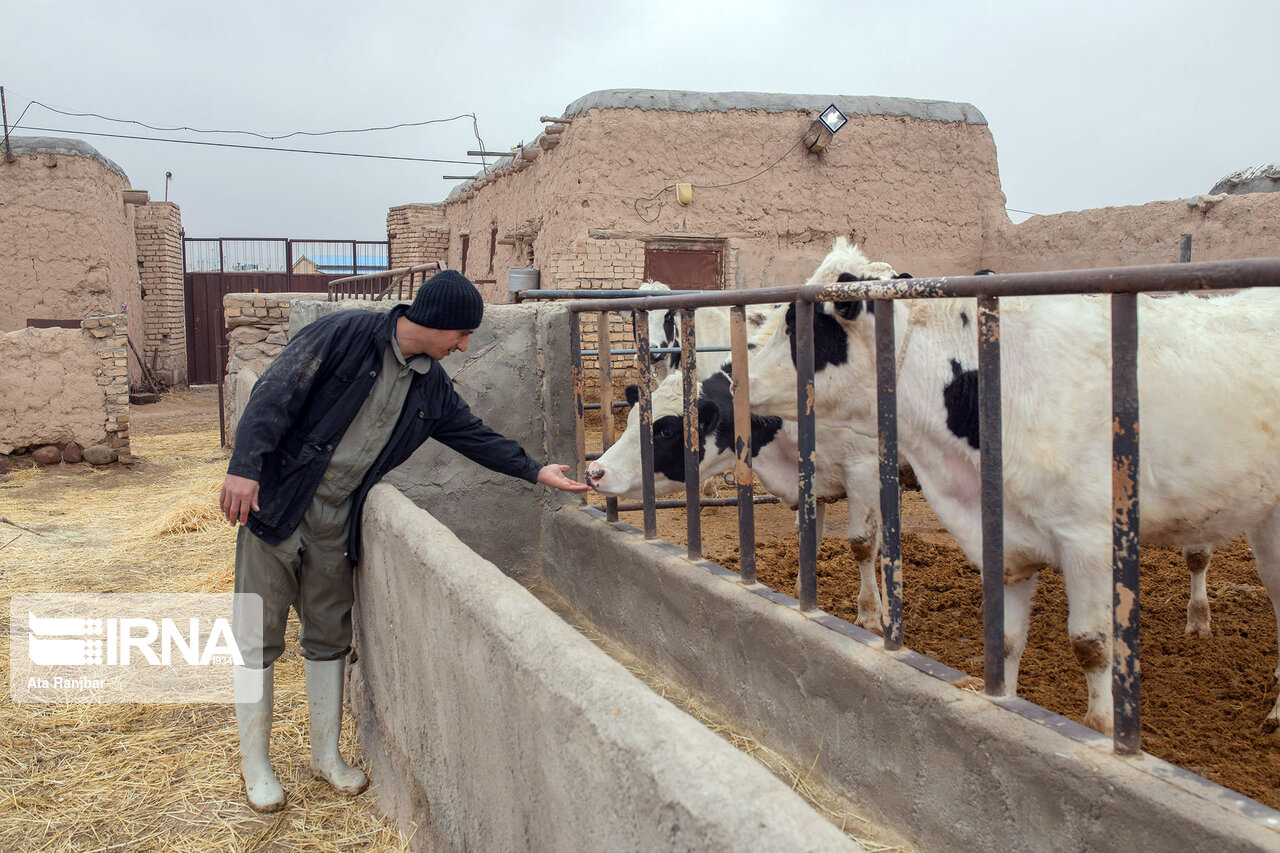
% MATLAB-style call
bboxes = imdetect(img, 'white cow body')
[747,242,1280,732]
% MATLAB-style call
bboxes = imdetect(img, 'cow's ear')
[893,272,913,279]
[625,384,641,406]
[696,397,721,437]
[832,299,872,322]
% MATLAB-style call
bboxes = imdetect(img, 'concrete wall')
[352,486,861,853]
[0,137,145,379]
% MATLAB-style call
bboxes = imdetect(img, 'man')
[220,269,588,812]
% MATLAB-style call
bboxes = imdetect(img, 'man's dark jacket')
[227,305,541,562]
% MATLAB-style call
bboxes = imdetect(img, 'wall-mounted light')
[819,103,848,134]
[676,183,693,205]
[805,103,848,154]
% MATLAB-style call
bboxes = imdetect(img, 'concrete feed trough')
[289,299,1280,852]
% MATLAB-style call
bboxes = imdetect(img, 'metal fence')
[182,237,390,275]
[327,262,444,302]
[564,256,1280,757]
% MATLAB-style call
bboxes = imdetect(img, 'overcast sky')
[4,0,1275,242]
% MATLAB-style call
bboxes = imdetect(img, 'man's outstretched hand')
[221,474,261,525]
[536,464,591,493]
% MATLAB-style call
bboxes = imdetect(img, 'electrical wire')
[14,125,479,165]
[15,96,479,141]
[633,126,811,223]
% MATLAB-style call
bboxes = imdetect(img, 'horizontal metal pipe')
[582,346,731,357]
[564,258,1280,314]
[520,289,719,300]
[613,495,781,512]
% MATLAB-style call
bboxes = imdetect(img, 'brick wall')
[135,202,187,387]
[388,203,449,270]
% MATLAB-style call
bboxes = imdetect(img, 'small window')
[643,240,724,290]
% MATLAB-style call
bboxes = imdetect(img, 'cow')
[586,308,887,633]
[636,281,779,382]
[744,237,1280,734]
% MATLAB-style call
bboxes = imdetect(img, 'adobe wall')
[0,137,145,379]
[0,315,131,462]
[983,192,1280,272]
[421,91,1004,300]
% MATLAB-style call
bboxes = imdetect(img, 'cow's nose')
[585,467,604,488]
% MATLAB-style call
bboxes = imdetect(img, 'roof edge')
[562,89,986,125]
[5,136,131,182]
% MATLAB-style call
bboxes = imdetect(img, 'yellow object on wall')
[676,183,693,205]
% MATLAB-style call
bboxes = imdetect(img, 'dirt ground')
[589,485,1280,810]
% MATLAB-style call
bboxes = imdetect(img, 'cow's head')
[746,239,895,429]
[585,375,721,498]
[585,360,785,498]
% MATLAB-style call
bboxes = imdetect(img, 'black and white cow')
[746,238,1280,733]
[637,281,780,382]
[587,309,887,633]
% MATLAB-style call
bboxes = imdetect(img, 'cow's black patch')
[648,400,720,484]
[942,359,980,449]
[961,311,970,327]
[625,384,641,406]
[661,310,680,371]
[786,304,851,373]
[700,372,784,458]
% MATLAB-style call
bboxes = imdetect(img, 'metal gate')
[183,237,390,384]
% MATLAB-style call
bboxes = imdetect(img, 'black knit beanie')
[404,270,484,330]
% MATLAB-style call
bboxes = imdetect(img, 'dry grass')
[0,409,412,852]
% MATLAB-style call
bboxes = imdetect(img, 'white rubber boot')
[234,664,286,812]
[305,658,369,795]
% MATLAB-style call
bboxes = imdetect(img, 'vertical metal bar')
[285,240,293,293]
[352,240,358,276]
[2,86,14,163]
[875,300,903,648]
[795,301,817,612]
[977,295,1006,694]
[681,309,702,559]
[1112,291,1142,754]
[730,305,757,585]
[570,312,586,483]
[635,311,658,539]
[1179,234,1192,264]
[218,239,225,274]
[598,311,618,523]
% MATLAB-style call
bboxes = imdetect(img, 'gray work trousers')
[233,496,354,669]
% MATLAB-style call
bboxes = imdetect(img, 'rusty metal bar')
[977,295,1006,694]
[875,300,903,649]
[1180,235,1193,263]
[1112,292,1142,755]
[615,495,781,513]
[327,261,442,301]
[564,258,1280,316]
[598,311,618,523]
[570,313,586,484]
[634,310,658,539]
[581,346,731,357]
[795,301,818,612]
[730,305,757,585]
[681,309,702,559]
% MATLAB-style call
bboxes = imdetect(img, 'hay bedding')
[600,489,1280,811]
[0,388,410,852]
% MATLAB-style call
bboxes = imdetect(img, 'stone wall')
[221,293,295,445]
[0,314,131,464]
[134,202,186,386]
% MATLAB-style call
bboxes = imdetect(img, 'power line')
[15,126,479,165]
[15,96,479,141]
